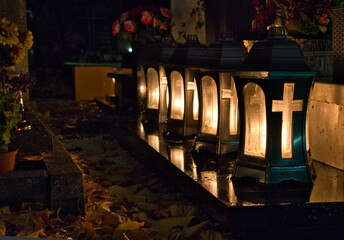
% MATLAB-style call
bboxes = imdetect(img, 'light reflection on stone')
[201,171,218,198]
[170,148,184,172]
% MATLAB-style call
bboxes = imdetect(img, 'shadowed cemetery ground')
[0,97,236,239]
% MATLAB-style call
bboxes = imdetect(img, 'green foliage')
[0,66,31,153]
[177,0,205,42]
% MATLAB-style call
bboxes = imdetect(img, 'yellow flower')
[0,18,34,64]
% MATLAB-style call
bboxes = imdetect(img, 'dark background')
[26,0,258,99]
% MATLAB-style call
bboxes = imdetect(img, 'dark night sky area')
[26,0,170,68]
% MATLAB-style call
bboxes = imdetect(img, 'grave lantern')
[139,39,175,128]
[231,27,316,185]
[193,34,245,155]
[164,35,205,139]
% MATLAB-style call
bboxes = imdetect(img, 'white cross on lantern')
[272,83,303,159]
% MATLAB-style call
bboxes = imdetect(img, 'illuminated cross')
[272,83,303,158]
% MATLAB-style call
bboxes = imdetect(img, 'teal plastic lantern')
[163,35,205,139]
[139,39,175,129]
[193,34,245,155]
[232,27,316,185]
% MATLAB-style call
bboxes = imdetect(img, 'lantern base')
[164,119,197,140]
[232,161,315,185]
[231,176,314,204]
[193,137,239,155]
[141,109,159,127]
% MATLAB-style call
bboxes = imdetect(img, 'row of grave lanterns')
[136,28,316,186]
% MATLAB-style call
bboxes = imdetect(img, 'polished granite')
[136,116,344,207]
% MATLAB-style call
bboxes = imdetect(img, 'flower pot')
[0,149,17,173]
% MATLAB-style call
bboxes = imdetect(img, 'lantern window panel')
[170,71,185,120]
[146,68,159,109]
[220,73,239,135]
[243,83,267,158]
[201,76,218,135]
[187,79,199,120]
[159,66,169,122]
[170,148,184,172]
[137,65,146,97]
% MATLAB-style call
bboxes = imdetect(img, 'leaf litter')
[0,99,236,239]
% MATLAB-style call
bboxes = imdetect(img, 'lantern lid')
[168,35,206,67]
[237,27,315,77]
[138,38,175,65]
[203,33,245,71]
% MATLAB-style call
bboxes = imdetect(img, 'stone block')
[10,114,53,155]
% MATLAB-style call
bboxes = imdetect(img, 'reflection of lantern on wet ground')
[139,40,175,128]
[147,134,160,152]
[193,35,245,155]
[232,27,316,185]
[164,35,205,139]
[201,171,218,197]
[170,147,185,172]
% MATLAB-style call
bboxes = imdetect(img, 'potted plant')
[0,18,34,173]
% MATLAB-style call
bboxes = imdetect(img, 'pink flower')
[141,11,153,24]
[112,20,120,36]
[160,7,173,19]
[120,11,129,23]
[124,20,137,33]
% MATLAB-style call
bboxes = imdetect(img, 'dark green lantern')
[163,35,205,139]
[232,27,316,185]
[193,34,245,155]
[138,39,175,129]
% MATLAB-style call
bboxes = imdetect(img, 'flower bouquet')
[251,0,333,38]
[0,18,33,65]
[0,18,34,172]
[112,5,174,44]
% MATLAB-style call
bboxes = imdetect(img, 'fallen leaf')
[125,229,153,240]
[109,185,133,196]
[26,228,44,237]
[115,221,144,231]
[183,220,209,238]
[74,220,97,240]
[136,188,152,196]
[132,212,148,222]
[169,205,197,217]
[151,216,194,229]
[0,221,6,236]
[0,206,11,217]
[126,184,144,193]
[125,195,157,205]
[16,154,43,161]
[136,202,158,213]
[101,224,114,234]
[102,211,123,226]
[200,230,223,240]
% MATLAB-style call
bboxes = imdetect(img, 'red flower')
[112,20,120,36]
[141,11,153,24]
[319,13,329,25]
[160,7,173,19]
[124,20,137,33]
[120,11,129,23]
